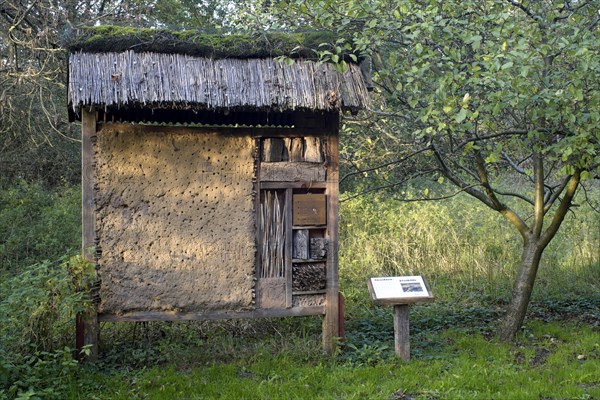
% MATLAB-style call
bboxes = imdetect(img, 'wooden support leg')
[76,310,98,361]
[79,107,99,362]
[323,124,340,355]
[338,292,345,347]
[322,288,339,355]
[393,304,410,360]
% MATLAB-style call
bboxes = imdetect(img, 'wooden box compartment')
[292,263,326,292]
[293,194,326,226]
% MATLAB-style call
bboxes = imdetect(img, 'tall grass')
[339,191,600,305]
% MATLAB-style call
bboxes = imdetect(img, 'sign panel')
[368,276,433,304]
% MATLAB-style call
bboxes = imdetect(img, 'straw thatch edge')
[68,52,370,113]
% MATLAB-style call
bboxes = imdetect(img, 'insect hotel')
[67,27,369,358]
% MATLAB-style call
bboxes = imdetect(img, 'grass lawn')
[63,316,600,400]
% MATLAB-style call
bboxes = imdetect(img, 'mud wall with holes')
[94,125,256,314]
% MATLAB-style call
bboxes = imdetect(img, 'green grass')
[61,321,599,399]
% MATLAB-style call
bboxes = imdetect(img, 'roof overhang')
[68,51,370,122]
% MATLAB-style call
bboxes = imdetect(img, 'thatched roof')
[67,27,370,117]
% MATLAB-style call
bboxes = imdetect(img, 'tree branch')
[532,151,545,238]
[543,174,571,214]
[494,189,534,206]
[367,108,414,122]
[502,151,526,175]
[457,129,531,149]
[540,169,581,249]
[436,145,530,239]
[431,144,494,208]
[506,0,538,22]
[553,1,591,22]
[339,146,431,184]
[340,171,433,202]
[581,183,600,214]
[474,151,503,210]
[391,184,484,203]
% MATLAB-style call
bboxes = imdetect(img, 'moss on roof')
[67,26,347,60]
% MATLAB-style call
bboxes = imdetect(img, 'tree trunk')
[498,239,544,341]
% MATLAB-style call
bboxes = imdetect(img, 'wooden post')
[77,107,99,361]
[393,305,410,360]
[323,114,340,354]
[285,188,293,308]
[338,292,345,346]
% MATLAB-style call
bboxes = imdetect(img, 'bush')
[0,257,91,400]
[0,182,81,274]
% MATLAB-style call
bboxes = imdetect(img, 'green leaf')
[455,108,468,123]
[485,152,499,163]
[580,170,590,181]
[469,34,482,47]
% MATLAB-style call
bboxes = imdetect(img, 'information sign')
[368,276,434,305]
[367,275,435,360]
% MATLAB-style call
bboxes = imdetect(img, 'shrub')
[0,257,91,399]
[0,182,81,274]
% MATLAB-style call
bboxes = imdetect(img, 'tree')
[230,0,600,340]
[0,0,232,186]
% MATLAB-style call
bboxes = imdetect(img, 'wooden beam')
[260,162,326,182]
[98,306,325,322]
[78,107,99,361]
[323,116,340,355]
[285,188,293,308]
[260,181,327,190]
[94,122,329,138]
[254,137,262,307]
[82,107,96,262]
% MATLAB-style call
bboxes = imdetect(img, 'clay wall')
[94,125,256,314]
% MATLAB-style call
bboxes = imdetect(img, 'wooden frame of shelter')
[67,28,369,359]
